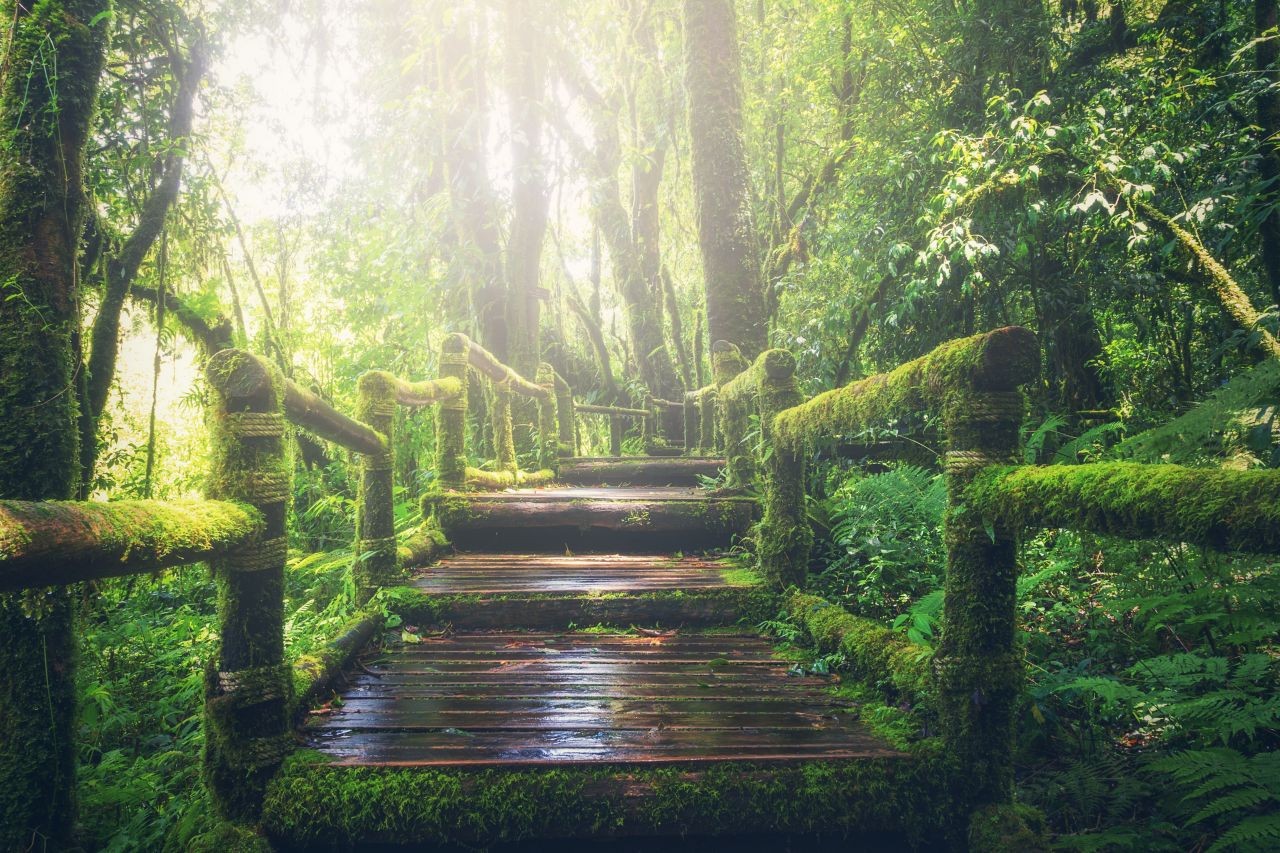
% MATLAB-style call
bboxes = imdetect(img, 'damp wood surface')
[304,631,898,768]
[410,553,751,594]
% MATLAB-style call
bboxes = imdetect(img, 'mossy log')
[0,499,263,592]
[577,403,652,417]
[464,467,557,490]
[557,457,724,486]
[967,463,1280,552]
[290,609,383,724]
[397,522,449,568]
[753,351,812,588]
[786,592,930,704]
[773,326,1038,449]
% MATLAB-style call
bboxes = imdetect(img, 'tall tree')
[503,0,550,379]
[1256,0,1280,307]
[0,0,108,845]
[440,6,508,358]
[80,21,207,494]
[682,0,768,358]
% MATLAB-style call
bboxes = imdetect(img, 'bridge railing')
[717,324,1280,825]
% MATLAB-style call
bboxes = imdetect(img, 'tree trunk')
[504,0,548,379]
[80,43,206,493]
[1257,0,1280,307]
[0,1,108,845]
[682,0,768,358]
[441,8,508,358]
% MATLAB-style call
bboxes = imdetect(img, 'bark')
[1257,0,1280,307]
[503,0,549,379]
[553,27,682,400]
[129,283,234,354]
[0,2,108,845]
[662,266,694,390]
[441,8,508,357]
[682,0,768,358]
[83,42,206,452]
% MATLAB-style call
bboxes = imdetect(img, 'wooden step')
[558,456,724,486]
[396,552,771,630]
[265,631,926,848]
[432,486,756,551]
[304,632,895,766]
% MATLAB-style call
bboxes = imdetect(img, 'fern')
[1150,748,1280,852]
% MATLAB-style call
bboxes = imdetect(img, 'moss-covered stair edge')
[378,582,780,631]
[261,745,949,849]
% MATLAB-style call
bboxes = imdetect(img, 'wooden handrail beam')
[0,498,263,592]
[577,403,651,418]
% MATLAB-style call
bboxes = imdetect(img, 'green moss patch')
[966,462,1280,553]
[261,750,946,849]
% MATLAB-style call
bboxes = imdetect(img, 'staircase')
[262,458,925,849]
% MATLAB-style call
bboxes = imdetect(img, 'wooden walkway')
[284,460,909,844]
[305,631,895,766]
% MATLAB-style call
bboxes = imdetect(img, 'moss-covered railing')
[433,332,567,489]
[0,343,463,825]
[709,326,1038,828]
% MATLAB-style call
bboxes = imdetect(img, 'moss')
[463,466,556,490]
[967,803,1050,852]
[773,326,1038,450]
[0,498,263,589]
[262,750,949,848]
[290,609,383,721]
[354,371,400,603]
[966,462,1280,553]
[397,520,448,567]
[718,566,764,586]
[204,351,293,821]
[786,592,931,704]
[536,363,560,472]
[0,5,109,841]
[435,333,471,490]
[488,381,517,477]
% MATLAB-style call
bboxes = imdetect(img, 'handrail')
[209,348,387,455]
[0,499,263,592]
[450,332,552,401]
[576,403,651,418]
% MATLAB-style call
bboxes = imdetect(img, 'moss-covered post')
[490,380,518,478]
[536,363,558,472]
[204,349,294,821]
[609,414,624,457]
[355,371,399,603]
[757,350,810,587]
[934,332,1037,823]
[553,371,575,457]
[699,389,719,454]
[712,340,748,465]
[436,333,470,490]
[684,391,701,455]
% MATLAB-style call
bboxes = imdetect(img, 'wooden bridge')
[3,328,1279,849]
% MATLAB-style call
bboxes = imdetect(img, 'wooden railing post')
[609,414,623,457]
[756,350,810,587]
[437,333,470,490]
[204,349,294,820]
[355,372,399,603]
[684,390,701,456]
[712,340,748,468]
[536,363,559,471]
[936,352,1033,818]
[700,390,718,453]
[553,371,575,457]
[491,380,517,478]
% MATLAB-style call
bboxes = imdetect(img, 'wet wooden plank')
[409,553,752,596]
[309,631,891,769]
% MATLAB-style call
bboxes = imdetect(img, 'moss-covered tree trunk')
[0,1,107,845]
[682,0,768,359]
[1257,0,1280,307]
